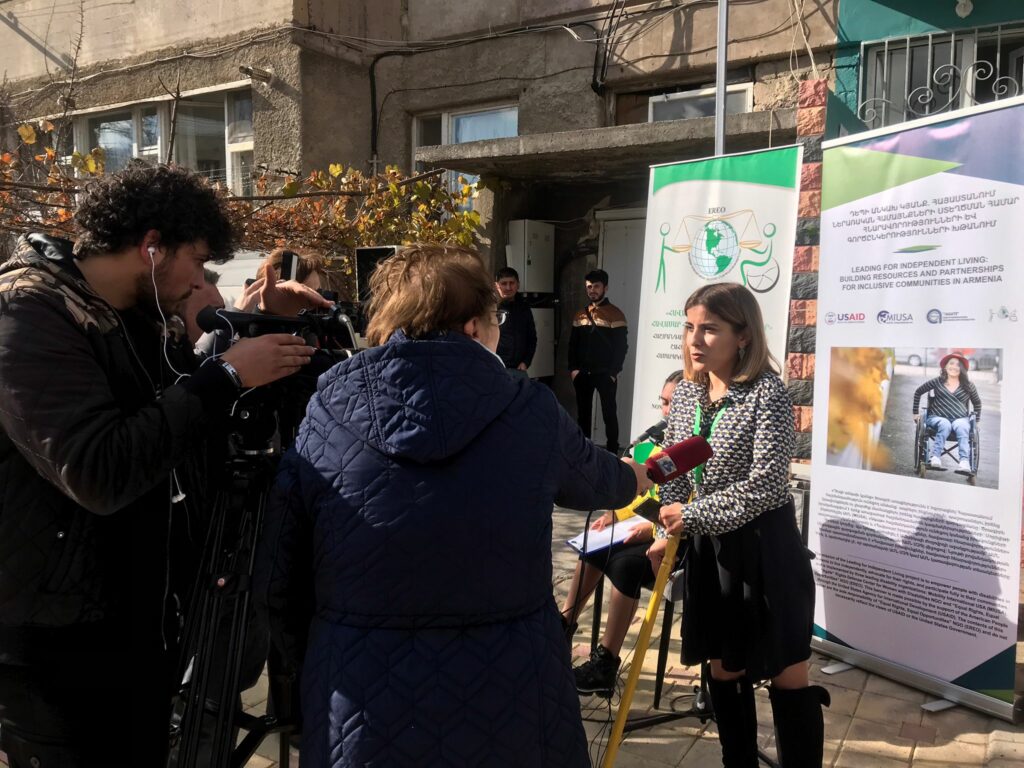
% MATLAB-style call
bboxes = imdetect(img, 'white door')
[591,217,645,449]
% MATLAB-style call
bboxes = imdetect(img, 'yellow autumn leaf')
[39,120,55,133]
[329,163,344,178]
[18,124,37,145]
[83,154,97,174]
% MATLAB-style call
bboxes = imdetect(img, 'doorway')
[591,210,646,449]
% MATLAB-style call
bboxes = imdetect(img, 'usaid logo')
[877,310,913,325]
[825,312,866,325]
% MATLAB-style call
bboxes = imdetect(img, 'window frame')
[52,83,252,194]
[411,102,519,170]
[646,82,753,123]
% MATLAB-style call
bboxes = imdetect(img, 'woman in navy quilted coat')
[257,245,647,767]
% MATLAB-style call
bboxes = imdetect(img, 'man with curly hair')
[0,163,324,766]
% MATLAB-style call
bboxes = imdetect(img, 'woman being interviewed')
[657,283,829,768]
[257,245,650,768]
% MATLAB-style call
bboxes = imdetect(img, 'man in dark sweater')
[568,269,628,454]
[495,267,537,376]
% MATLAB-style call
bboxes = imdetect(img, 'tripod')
[170,448,297,768]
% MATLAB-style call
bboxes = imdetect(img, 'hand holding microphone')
[621,434,713,499]
[646,435,713,536]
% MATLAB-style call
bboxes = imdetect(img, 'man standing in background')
[568,268,628,454]
[495,267,537,377]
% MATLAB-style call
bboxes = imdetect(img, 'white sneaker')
[959,459,972,472]
[929,456,942,469]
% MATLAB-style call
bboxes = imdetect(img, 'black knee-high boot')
[707,677,759,768]
[768,685,831,767]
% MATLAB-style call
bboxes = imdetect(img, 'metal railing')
[858,21,1024,129]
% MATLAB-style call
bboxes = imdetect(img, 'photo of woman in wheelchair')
[911,352,982,484]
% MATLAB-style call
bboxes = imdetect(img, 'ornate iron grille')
[859,22,1024,129]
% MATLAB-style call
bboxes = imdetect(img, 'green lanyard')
[691,402,728,487]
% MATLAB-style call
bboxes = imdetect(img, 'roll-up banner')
[810,97,1024,720]
[632,146,802,431]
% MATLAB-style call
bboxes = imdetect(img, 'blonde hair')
[682,283,779,385]
[365,244,496,347]
[260,247,327,284]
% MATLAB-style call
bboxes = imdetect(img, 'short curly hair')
[73,163,236,261]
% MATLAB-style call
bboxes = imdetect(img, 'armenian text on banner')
[810,98,1024,720]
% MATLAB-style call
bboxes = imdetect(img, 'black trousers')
[0,653,173,768]
[573,371,619,452]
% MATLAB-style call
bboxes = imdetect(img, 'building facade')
[4,0,840,442]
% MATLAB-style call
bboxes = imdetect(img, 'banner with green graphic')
[809,98,1024,721]
[631,146,801,431]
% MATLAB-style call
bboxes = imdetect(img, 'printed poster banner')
[632,146,801,432]
[810,97,1024,719]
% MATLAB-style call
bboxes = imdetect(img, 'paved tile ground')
[2,504,1020,767]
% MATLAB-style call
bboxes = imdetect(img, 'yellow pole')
[600,533,682,768]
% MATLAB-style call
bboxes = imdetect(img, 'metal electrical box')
[506,220,554,293]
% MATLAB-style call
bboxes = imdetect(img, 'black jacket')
[0,235,237,666]
[567,298,628,375]
[495,294,537,369]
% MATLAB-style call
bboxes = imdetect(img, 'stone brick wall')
[787,78,827,460]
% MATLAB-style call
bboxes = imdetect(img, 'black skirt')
[581,539,684,600]
[680,499,814,681]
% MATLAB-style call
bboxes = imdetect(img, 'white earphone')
[147,246,157,260]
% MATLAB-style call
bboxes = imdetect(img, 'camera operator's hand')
[220,334,316,387]
[259,266,333,316]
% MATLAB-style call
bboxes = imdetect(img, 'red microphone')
[644,436,713,484]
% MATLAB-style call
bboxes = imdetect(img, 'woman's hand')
[259,267,333,316]
[622,457,653,495]
[646,538,668,574]
[590,511,614,531]
[659,502,684,536]
[623,522,653,544]
[234,278,264,312]
[913,413,920,423]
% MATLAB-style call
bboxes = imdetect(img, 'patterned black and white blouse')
[660,371,794,536]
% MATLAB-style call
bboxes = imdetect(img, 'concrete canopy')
[414,110,796,181]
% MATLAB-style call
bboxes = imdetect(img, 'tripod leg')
[653,599,673,709]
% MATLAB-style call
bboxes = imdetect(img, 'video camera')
[196,304,360,452]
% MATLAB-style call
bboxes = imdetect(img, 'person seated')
[912,352,982,473]
[234,247,327,311]
[560,370,684,695]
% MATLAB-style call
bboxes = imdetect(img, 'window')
[648,83,753,122]
[861,24,1024,129]
[68,89,254,194]
[86,107,159,173]
[412,104,518,188]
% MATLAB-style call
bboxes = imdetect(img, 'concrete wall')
[9,32,305,181]
[0,0,296,82]
[374,1,837,170]
[298,48,372,173]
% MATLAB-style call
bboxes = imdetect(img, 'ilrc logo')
[877,310,913,324]
[926,308,943,324]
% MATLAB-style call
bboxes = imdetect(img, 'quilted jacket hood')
[316,330,520,463]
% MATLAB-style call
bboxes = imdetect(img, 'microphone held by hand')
[644,436,713,484]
